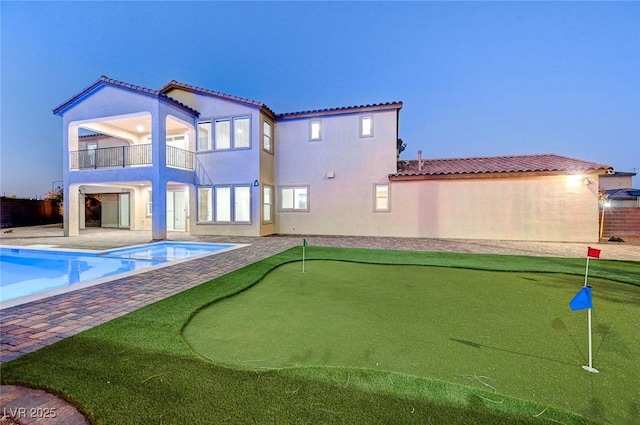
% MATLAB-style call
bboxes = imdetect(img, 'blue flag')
[569,287,592,311]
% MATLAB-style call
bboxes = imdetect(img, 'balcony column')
[64,183,81,237]
[151,108,168,240]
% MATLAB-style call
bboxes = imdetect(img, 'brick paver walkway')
[1,226,638,424]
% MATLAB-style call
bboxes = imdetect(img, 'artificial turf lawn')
[184,261,640,425]
[1,247,638,424]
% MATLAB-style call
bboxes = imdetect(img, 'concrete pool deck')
[0,226,638,423]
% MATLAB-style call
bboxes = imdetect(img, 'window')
[146,190,153,216]
[361,116,373,137]
[234,186,251,222]
[310,120,321,141]
[263,185,273,222]
[374,184,390,212]
[202,116,251,150]
[215,186,231,221]
[198,185,251,223]
[263,120,273,152]
[198,122,212,151]
[234,117,250,148]
[198,188,213,221]
[214,119,231,150]
[280,186,309,211]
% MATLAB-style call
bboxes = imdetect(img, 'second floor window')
[310,120,322,141]
[215,119,231,149]
[198,116,251,151]
[234,117,250,148]
[361,116,373,137]
[198,122,211,150]
[263,120,273,152]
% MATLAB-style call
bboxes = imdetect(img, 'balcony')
[70,144,194,170]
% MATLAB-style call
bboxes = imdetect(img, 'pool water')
[0,242,239,307]
[103,242,235,260]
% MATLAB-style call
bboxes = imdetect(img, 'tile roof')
[55,77,401,122]
[392,153,612,179]
[276,101,403,120]
[159,80,276,118]
[53,76,199,116]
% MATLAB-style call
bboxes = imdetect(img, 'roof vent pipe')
[418,150,423,172]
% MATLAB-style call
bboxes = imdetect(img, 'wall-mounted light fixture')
[253,179,260,187]
[583,178,593,185]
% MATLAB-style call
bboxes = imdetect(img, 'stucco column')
[151,109,167,240]
[64,183,80,236]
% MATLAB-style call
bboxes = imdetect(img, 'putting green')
[183,260,640,424]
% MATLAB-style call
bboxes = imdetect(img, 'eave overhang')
[159,80,276,120]
[276,101,403,121]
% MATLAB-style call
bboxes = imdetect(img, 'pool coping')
[0,242,249,310]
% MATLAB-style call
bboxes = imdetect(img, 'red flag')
[587,247,601,258]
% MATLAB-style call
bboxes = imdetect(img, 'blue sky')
[1,1,638,197]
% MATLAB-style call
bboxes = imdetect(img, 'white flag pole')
[582,307,599,373]
[583,256,590,287]
[581,250,598,373]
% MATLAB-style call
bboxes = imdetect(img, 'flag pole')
[582,307,599,373]
[583,256,590,287]
[302,239,306,273]
[581,246,600,373]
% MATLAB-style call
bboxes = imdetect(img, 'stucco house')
[54,76,612,242]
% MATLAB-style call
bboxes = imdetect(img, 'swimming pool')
[0,242,244,308]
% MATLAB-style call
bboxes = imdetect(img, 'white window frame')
[198,187,213,222]
[360,115,373,138]
[234,185,251,223]
[280,185,309,212]
[198,184,252,223]
[202,116,252,151]
[197,122,212,151]
[214,119,231,150]
[263,185,274,223]
[310,120,322,141]
[263,119,273,153]
[374,184,390,212]
[233,116,251,149]
[215,186,232,222]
